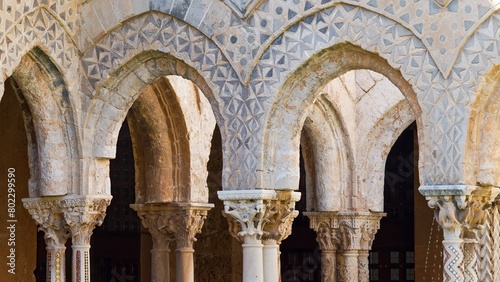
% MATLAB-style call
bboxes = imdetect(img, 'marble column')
[62,196,112,282]
[131,202,213,282]
[23,198,71,282]
[419,185,499,282]
[218,190,282,282]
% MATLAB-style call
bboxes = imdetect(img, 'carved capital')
[420,186,499,240]
[262,190,301,243]
[23,198,69,247]
[336,212,384,251]
[305,211,340,251]
[218,189,278,243]
[305,211,384,252]
[61,195,112,245]
[131,202,213,249]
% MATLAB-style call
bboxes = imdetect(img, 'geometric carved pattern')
[255,4,497,185]
[80,12,250,188]
[0,8,76,78]
[478,212,493,281]
[444,244,463,282]
[76,251,81,282]
[81,5,500,188]
[211,0,498,81]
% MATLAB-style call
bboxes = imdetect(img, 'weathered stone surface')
[0,0,499,280]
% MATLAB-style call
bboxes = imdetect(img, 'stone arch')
[261,44,422,195]
[86,50,218,199]
[300,95,353,212]
[8,47,75,197]
[127,76,215,203]
[466,64,500,187]
[80,11,241,188]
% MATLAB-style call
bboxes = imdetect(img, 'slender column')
[262,190,301,282]
[131,206,174,282]
[463,237,478,282]
[218,190,280,282]
[169,205,212,282]
[62,196,112,282]
[358,251,370,282]
[477,210,493,282]
[492,201,500,281]
[420,185,499,282]
[131,203,212,282]
[343,251,359,282]
[262,239,280,282]
[23,198,70,282]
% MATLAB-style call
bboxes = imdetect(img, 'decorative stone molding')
[221,0,264,18]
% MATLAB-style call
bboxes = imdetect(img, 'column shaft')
[151,242,171,282]
[320,250,336,282]
[263,240,279,282]
[46,246,66,282]
[72,244,90,282]
[343,251,359,282]
[176,248,195,282]
[358,251,370,282]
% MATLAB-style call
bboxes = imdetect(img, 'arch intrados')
[270,43,421,130]
[8,48,74,197]
[467,65,500,186]
[127,77,191,203]
[300,96,353,211]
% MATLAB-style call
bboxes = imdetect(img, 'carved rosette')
[131,202,213,249]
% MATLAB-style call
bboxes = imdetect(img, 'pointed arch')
[261,44,422,192]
